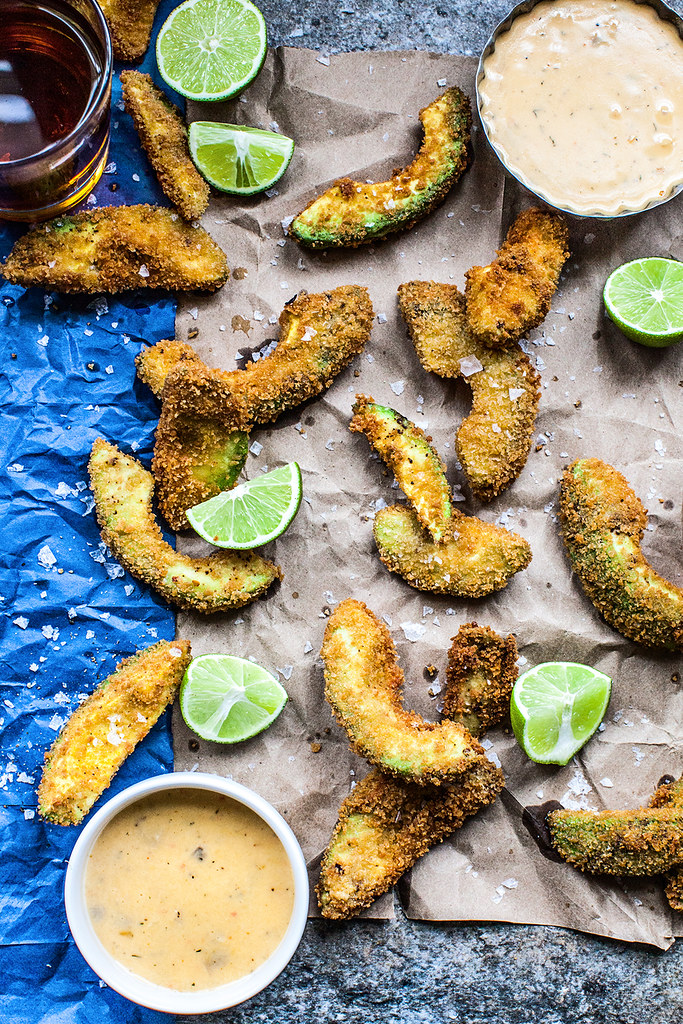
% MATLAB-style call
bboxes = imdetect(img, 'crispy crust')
[559,458,683,651]
[135,339,202,398]
[321,598,484,785]
[373,504,531,597]
[398,280,540,501]
[120,71,210,221]
[37,639,191,825]
[350,394,454,543]
[444,622,518,737]
[291,88,471,248]
[2,205,228,294]
[88,439,281,613]
[464,208,570,348]
[548,805,683,875]
[99,0,160,59]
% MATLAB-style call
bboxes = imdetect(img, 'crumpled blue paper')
[0,6,188,1019]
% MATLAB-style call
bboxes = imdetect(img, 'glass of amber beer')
[0,0,112,221]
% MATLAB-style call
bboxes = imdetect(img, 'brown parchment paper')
[170,48,683,947]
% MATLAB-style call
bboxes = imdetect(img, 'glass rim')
[1,0,113,170]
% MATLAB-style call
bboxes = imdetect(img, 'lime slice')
[181,654,287,743]
[510,662,612,765]
[156,0,267,102]
[603,257,683,348]
[187,462,302,549]
[189,121,294,195]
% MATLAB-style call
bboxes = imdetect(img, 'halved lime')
[156,0,267,102]
[603,257,683,348]
[189,122,294,195]
[510,662,612,765]
[187,462,302,548]
[181,654,287,743]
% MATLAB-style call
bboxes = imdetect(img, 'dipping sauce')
[478,0,683,215]
[85,790,295,991]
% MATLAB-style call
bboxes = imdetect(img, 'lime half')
[187,462,302,548]
[603,257,683,348]
[510,662,612,765]
[180,654,287,743]
[156,0,267,102]
[189,122,294,195]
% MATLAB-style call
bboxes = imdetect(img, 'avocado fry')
[398,280,540,501]
[291,87,471,248]
[559,458,683,651]
[444,622,518,737]
[99,0,160,60]
[649,777,683,911]
[37,639,192,826]
[373,504,531,598]
[2,205,229,294]
[135,339,202,399]
[547,804,683,875]
[88,439,281,613]
[350,394,454,543]
[464,207,570,348]
[320,598,484,785]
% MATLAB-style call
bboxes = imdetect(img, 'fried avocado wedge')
[374,504,531,597]
[444,623,518,737]
[99,0,160,59]
[398,281,540,501]
[317,759,503,919]
[2,205,229,294]
[37,639,191,825]
[290,87,471,249]
[135,339,202,398]
[464,208,570,349]
[547,804,683,875]
[649,776,683,912]
[88,440,281,613]
[321,599,484,784]
[121,71,209,221]
[559,458,683,651]
[350,394,454,543]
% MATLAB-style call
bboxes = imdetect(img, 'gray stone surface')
[181,2,683,1021]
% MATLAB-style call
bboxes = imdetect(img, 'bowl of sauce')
[476,0,683,217]
[64,773,309,1014]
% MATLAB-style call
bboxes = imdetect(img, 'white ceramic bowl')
[64,772,309,1014]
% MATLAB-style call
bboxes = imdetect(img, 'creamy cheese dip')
[85,790,294,991]
[479,0,683,215]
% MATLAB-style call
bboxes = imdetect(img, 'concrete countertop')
[184,3,683,1022]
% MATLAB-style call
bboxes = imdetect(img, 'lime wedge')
[510,662,612,765]
[156,0,267,102]
[603,257,683,348]
[181,654,287,743]
[187,462,302,549]
[189,121,294,195]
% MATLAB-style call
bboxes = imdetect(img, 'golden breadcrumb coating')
[120,71,210,221]
[373,504,531,597]
[548,805,683,875]
[99,0,160,59]
[649,777,683,911]
[444,622,518,737]
[350,394,454,543]
[464,207,570,348]
[2,205,228,293]
[559,458,683,651]
[291,88,471,248]
[398,280,540,501]
[135,339,202,398]
[88,439,281,613]
[321,598,484,785]
[38,639,191,825]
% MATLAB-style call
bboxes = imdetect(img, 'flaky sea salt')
[400,622,426,642]
[459,355,483,377]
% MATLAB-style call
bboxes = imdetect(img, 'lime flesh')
[510,662,612,765]
[603,257,683,348]
[156,0,267,102]
[189,121,294,195]
[180,654,287,743]
[187,462,302,549]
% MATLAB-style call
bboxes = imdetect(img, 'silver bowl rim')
[475,0,683,219]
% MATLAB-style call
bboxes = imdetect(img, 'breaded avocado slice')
[350,394,454,543]
[291,87,471,248]
[321,599,484,785]
[88,439,281,613]
[559,458,683,651]
[374,504,531,597]
[548,805,683,875]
